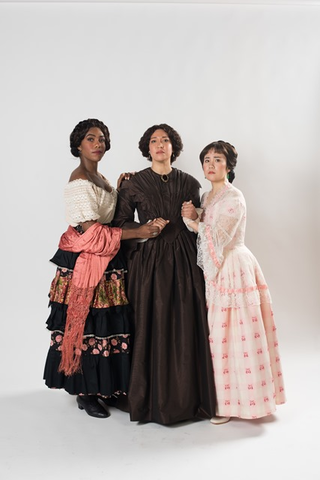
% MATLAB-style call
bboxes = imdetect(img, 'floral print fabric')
[197,183,286,418]
[50,331,130,358]
[49,266,129,309]
[44,260,132,396]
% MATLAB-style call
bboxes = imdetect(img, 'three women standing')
[44,120,285,425]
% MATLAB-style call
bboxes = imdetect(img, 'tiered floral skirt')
[43,248,132,397]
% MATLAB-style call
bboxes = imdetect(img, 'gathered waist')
[224,242,247,253]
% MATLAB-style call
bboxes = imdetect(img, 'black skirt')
[43,248,132,397]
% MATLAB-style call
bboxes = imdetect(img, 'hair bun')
[228,171,235,183]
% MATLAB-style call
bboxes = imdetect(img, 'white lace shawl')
[197,183,246,281]
[196,183,271,307]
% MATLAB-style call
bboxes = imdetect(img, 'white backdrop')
[0,1,319,394]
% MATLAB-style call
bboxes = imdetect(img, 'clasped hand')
[139,217,169,239]
[181,201,198,221]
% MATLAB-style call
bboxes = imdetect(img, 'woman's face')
[203,148,229,184]
[149,129,173,164]
[78,127,106,162]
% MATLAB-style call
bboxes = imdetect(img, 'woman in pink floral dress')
[182,141,286,424]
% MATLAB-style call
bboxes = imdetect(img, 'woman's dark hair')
[70,118,111,158]
[199,140,238,183]
[138,123,183,163]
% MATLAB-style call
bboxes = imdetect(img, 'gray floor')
[0,349,318,480]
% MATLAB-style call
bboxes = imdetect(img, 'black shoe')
[76,395,110,419]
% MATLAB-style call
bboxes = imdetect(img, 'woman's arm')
[121,223,160,239]
[112,181,140,229]
[79,219,159,239]
[180,177,203,230]
[197,193,245,280]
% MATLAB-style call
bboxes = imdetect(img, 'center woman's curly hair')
[199,140,238,183]
[70,118,111,158]
[138,123,183,163]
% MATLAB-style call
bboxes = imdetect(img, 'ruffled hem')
[46,302,132,338]
[44,247,132,395]
[44,348,130,396]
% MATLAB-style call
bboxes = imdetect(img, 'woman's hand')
[136,222,161,239]
[116,172,136,191]
[137,218,169,239]
[121,222,159,240]
[121,218,169,240]
[181,201,198,220]
[181,201,200,233]
[148,217,170,232]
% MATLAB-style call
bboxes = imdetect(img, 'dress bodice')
[201,183,246,250]
[114,167,201,243]
[64,178,118,226]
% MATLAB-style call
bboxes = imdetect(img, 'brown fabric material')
[113,168,216,424]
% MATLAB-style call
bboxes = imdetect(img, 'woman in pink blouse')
[182,141,286,424]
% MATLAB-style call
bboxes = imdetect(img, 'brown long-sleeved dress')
[113,167,216,425]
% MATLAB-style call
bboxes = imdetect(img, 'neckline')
[67,178,113,193]
[150,167,174,183]
[205,182,231,206]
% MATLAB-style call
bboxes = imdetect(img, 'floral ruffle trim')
[50,331,130,357]
[205,281,272,308]
[49,267,129,308]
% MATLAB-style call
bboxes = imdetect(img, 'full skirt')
[43,248,132,397]
[207,246,286,418]
[124,234,216,425]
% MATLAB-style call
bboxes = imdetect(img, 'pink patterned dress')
[197,182,286,419]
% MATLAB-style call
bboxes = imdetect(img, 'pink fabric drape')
[58,223,122,376]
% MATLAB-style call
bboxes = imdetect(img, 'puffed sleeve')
[197,190,246,281]
[64,179,100,227]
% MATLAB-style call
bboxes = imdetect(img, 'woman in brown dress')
[113,124,216,425]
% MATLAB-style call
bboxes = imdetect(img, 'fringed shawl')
[58,223,122,376]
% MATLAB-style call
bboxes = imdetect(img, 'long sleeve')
[112,182,140,228]
[197,191,245,281]
[112,180,141,229]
